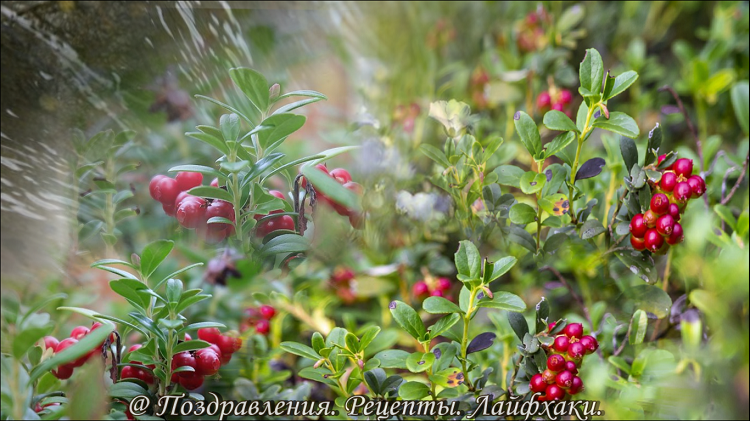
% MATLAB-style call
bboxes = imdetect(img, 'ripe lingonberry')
[430,289,444,297]
[149,175,167,201]
[348,212,364,229]
[547,354,566,372]
[551,102,564,111]
[568,342,586,360]
[668,203,681,222]
[568,376,584,394]
[220,352,232,365]
[300,164,329,189]
[70,326,89,339]
[630,235,646,251]
[255,320,270,335]
[205,200,234,232]
[537,92,551,109]
[210,178,219,187]
[435,277,452,291]
[564,360,578,375]
[563,323,583,339]
[555,370,574,389]
[660,172,677,192]
[41,336,59,351]
[643,210,658,228]
[650,194,670,215]
[56,338,86,367]
[52,363,74,380]
[413,281,429,297]
[579,335,598,354]
[217,335,242,354]
[559,89,573,105]
[259,305,276,320]
[197,328,222,344]
[195,349,221,376]
[128,344,142,353]
[687,175,706,198]
[644,229,664,252]
[175,172,203,192]
[548,322,556,332]
[184,333,192,341]
[329,168,352,184]
[530,374,547,394]
[629,214,647,238]
[546,384,565,400]
[673,182,692,204]
[673,158,693,178]
[178,372,204,390]
[553,335,570,352]
[174,191,190,208]
[667,223,684,245]
[155,177,180,205]
[171,352,197,377]
[541,369,557,384]
[656,214,675,237]
[176,197,206,229]
[332,267,355,283]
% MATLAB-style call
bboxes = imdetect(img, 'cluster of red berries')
[164,328,242,390]
[254,190,295,237]
[301,164,363,229]
[240,305,276,335]
[517,7,551,52]
[530,323,598,401]
[629,157,705,253]
[330,267,357,304]
[537,87,574,117]
[41,322,115,380]
[149,172,235,243]
[412,277,453,300]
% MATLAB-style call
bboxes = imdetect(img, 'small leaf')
[423,297,463,314]
[429,314,460,339]
[538,194,570,216]
[280,342,320,360]
[509,203,537,225]
[486,256,517,283]
[257,114,306,151]
[544,131,576,158]
[604,71,639,100]
[301,164,359,212]
[579,48,604,96]
[454,240,481,280]
[173,340,211,354]
[731,80,749,135]
[389,301,426,340]
[507,312,529,342]
[620,137,639,174]
[229,67,269,114]
[581,218,606,239]
[406,352,435,373]
[629,310,648,345]
[626,285,672,318]
[507,225,536,253]
[140,240,174,280]
[714,204,737,231]
[477,292,526,312]
[593,112,640,139]
[373,350,410,369]
[575,158,606,182]
[187,186,233,202]
[644,123,663,166]
[513,111,542,157]
[543,110,579,133]
[419,144,451,168]
[220,113,240,142]
[519,172,546,194]
[258,234,309,257]
[398,381,430,400]
[494,165,526,188]
[467,332,496,354]
[168,165,225,181]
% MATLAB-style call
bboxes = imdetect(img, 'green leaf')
[519,172,546,194]
[273,98,324,115]
[513,111,542,157]
[477,291,526,312]
[220,160,250,173]
[494,165,525,188]
[579,48,604,96]
[644,123,663,167]
[629,310,648,345]
[543,110,579,133]
[604,71,639,100]
[168,165,225,181]
[220,113,240,142]
[454,240,481,280]
[244,153,286,183]
[616,250,657,284]
[714,205,737,231]
[428,314,460,339]
[257,114,306,151]
[229,67,269,114]
[509,203,537,225]
[12,326,53,359]
[260,154,325,184]
[507,225,536,253]
[301,164,359,212]
[423,297,463,314]
[195,95,254,126]
[173,340,211,354]
[487,256,517,283]
[359,326,381,350]
[280,342,320,360]
[593,112,640,139]
[581,218,606,239]
[109,381,149,401]
[406,352,435,373]
[276,90,327,101]
[608,356,632,375]
[538,194,569,216]
[507,311,529,342]
[398,381,430,400]
[166,279,182,305]
[545,131,576,158]
[620,137,639,174]
[258,234,309,257]
[154,263,203,290]
[626,285,672,318]
[731,81,749,135]
[91,259,137,270]
[543,232,569,252]
[187,186,233,202]
[419,144,451,168]
[140,240,174,280]
[373,350,410,369]
[389,301,426,340]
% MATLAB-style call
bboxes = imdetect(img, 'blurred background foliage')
[1,1,748,419]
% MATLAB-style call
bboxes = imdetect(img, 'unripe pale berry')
[629,214,647,238]
[541,369,556,384]
[643,210,658,228]
[644,229,664,252]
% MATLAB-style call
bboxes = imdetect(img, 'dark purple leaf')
[575,158,606,182]
[466,332,496,354]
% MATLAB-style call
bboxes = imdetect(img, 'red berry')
[530,373,548,393]
[547,354,566,372]
[56,338,86,367]
[259,305,276,320]
[660,172,677,193]
[644,229,664,252]
[174,191,191,208]
[269,190,286,200]
[413,281,429,297]
[41,336,59,351]
[137,368,154,384]
[657,154,673,170]
[175,172,203,192]
[205,200,235,232]
[555,370,574,389]
[568,376,584,395]
[435,277,452,291]
[149,175,167,201]
[673,182,692,204]
[332,267,355,283]
[537,92,551,109]
[548,322,556,332]
[668,203,681,222]
[178,372,204,390]
[120,366,136,379]
[563,323,583,339]
[541,369,556,384]
[430,289,444,297]
[348,212,364,229]
[551,102,564,111]
[564,360,578,375]
[329,168,352,184]
[687,175,706,198]
[546,384,565,400]
[559,89,573,105]
[171,352,197,377]
[568,342,586,360]
[197,328,222,344]
[216,335,242,354]
[553,335,570,353]
[184,333,192,341]
[176,197,207,229]
[52,363,74,380]
[255,320,270,335]
[195,349,221,376]
[128,344,142,353]
[673,158,693,178]
[666,223,684,245]
[155,177,180,205]
[631,235,646,251]
[70,326,89,339]
[220,352,232,365]
[210,178,219,188]
[206,344,222,357]
[300,164,329,189]
[643,210,658,228]
[650,193,670,215]
[629,214,647,238]
[656,214,675,237]
[579,335,598,354]
[90,321,116,343]
[277,215,296,232]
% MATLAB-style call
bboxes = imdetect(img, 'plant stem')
[568,102,597,223]
[535,160,544,251]
[460,287,478,391]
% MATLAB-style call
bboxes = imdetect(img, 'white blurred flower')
[396,191,448,222]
